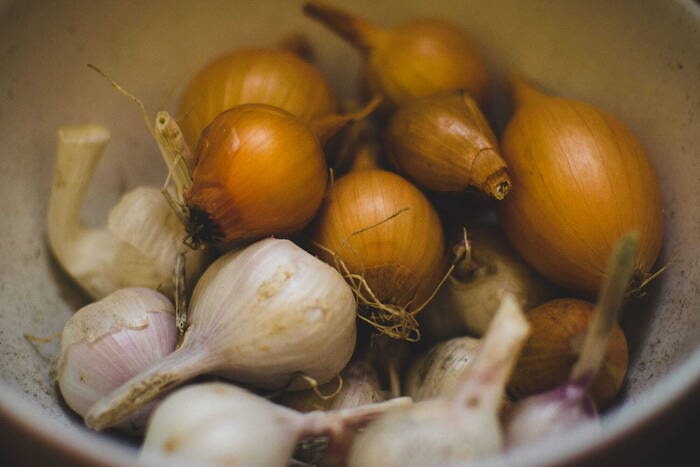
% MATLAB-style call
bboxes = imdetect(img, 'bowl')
[1,0,698,465]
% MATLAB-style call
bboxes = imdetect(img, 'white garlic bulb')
[347,295,530,467]
[142,382,411,467]
[280,358,385,412]
[56,288,177,433]
[404,336,480,401]
[86,238,358,430]
[47,124,208,300]
[424,224,553,338]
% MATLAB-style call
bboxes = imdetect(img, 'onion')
[499,79,664,295]
[303,1,489,107]
[178,47,338,148]
[311,169,446,339]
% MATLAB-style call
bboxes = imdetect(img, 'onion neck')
[509,76,546,109]
[310,95,382,145]
[303,1,387,53]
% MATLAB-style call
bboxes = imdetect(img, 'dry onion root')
[311,169,447,340]
[85,238,357,430]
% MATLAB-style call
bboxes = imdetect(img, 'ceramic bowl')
[1,1,698,465]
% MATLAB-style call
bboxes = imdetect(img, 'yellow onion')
[507,298,629,407]
[303,1,489,107]
[499,79,664,295]
[311,169,446,339]
[386,91,510,199]
[185,104,327,246]
[178,47,339,148]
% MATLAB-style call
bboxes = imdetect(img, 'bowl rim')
[1,349,699,466]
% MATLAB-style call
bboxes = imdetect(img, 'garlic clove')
[56,288,177,433]
[404,336,480,401]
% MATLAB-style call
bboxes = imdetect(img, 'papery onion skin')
[312,169,445,314]
[499,80,664,295]
[303,1,489,107]
[386,92,510,199]
[507,298,628,407]
[186,104,327,246]
[178,48,338,148]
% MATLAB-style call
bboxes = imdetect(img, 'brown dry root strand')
[24,332,62,368]
[626,264,668,298]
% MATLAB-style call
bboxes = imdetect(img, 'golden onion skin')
[312,169,445,313]
[499,81,664,295]
[303,1,489,107]
[507,298,628,408]
[178,48,339,148]
[186,104,327,246]
[386,92,510,198]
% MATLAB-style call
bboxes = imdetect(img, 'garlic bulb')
[347,295,530,467]
[85,238,357,430]
[142,382,411,467]
[47,124,208,299]
[423,224,554,339]
[280,358,385,412]
[404,336,480,401]
[56,288,177,433]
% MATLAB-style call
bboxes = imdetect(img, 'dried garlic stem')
[571,232,639,384]
[453,295,529,411]
[154,111,193,204]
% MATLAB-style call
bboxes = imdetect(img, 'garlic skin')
[386,92,510,199]
[47,125,208,299]
[424,224,554,339]
[85,238,357,430]
[347,295,530,467]
[404,336,480,401]
[56,288,177,432]
[280,358,385,412]
[142,382,412,467]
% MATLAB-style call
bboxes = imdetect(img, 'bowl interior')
[1,0,698,465]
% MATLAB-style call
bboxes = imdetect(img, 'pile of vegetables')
[43,1,665,466]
